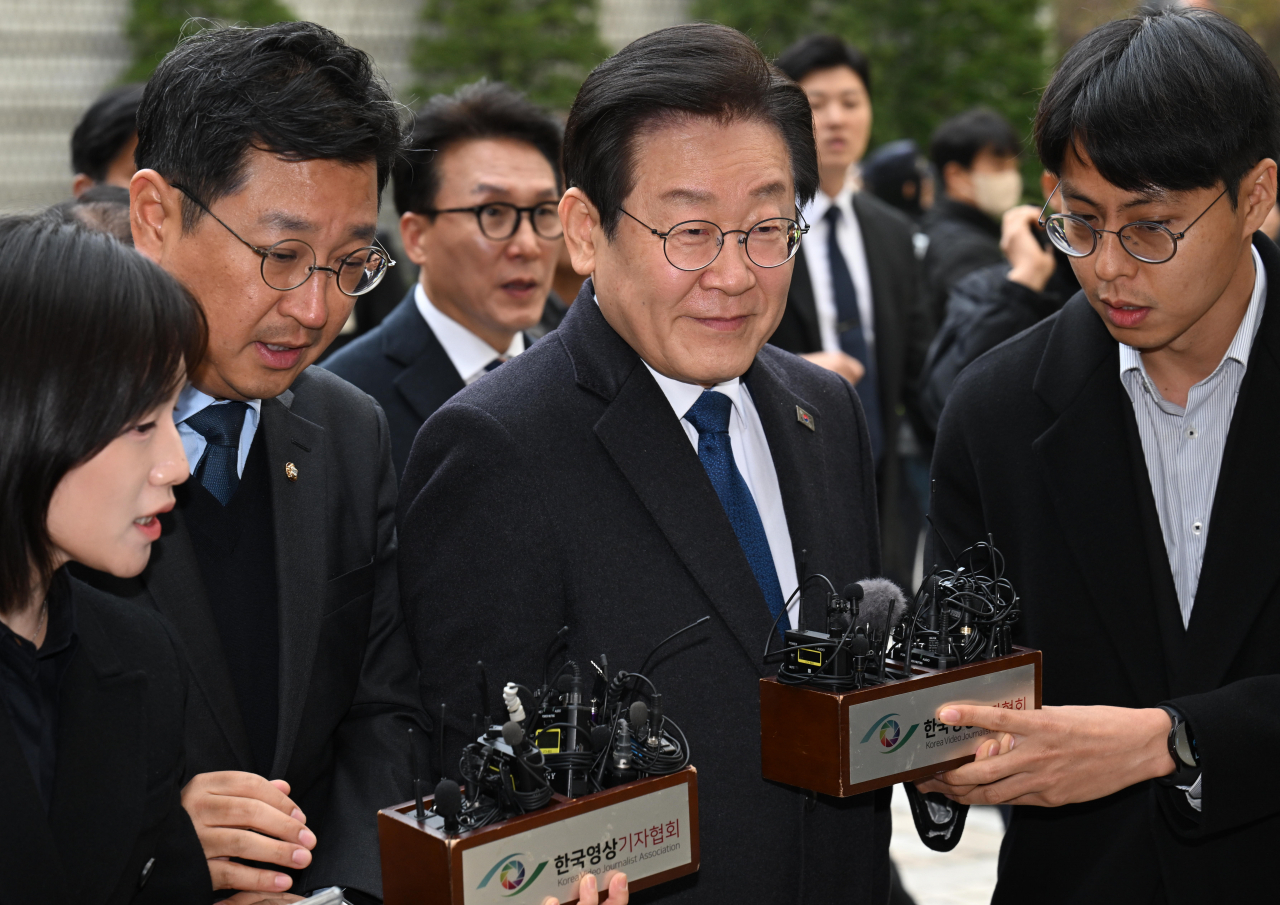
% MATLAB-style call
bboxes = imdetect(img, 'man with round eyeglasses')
[921,7,1280,901]
[323,80,565,478]
[398,23,890,904]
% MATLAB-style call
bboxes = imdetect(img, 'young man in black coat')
[921,8,1280,901]
[399,24,889,905]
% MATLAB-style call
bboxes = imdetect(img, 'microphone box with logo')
[379,767,699,904]
[760,647,1041,797]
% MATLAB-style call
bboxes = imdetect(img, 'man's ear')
[71,173,94,199]
[130,169,179,265]
[559,188,600,277]
[1238,158,1278,238]
[399,211,432,268]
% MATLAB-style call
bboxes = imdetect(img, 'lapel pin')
[285,462,298,482]
[796,406,815,431]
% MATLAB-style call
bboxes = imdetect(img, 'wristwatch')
[1157,705,1201,786]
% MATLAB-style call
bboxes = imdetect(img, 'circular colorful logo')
[499,860,527,891]
[878,719,901,749]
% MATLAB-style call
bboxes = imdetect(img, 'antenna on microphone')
[476,661,491,727]
[542,625,570,687]
[637,616,711,678]
[437,702,447,783]
[409,727,426,821]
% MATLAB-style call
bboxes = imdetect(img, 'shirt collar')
[1120,244,1268,382]
[415,283,524,383]
[803,182,856,226]
[174,384,263,425]
[643,362,745,424]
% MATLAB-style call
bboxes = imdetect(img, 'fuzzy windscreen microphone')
[856,578,910,636]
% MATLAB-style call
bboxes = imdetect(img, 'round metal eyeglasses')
[1038,181,1227,265]
[619,208,808,272]
[172,183,395,297]
[428,202,564,241]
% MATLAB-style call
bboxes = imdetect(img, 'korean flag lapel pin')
[796,406,815,431]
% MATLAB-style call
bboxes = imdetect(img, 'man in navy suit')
[323,81,564,476]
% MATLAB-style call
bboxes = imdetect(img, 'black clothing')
[929,232,1280,902]
[80,366,428,897]
[184,432,280,776]
[916,249,1079,443]
[769,190,930,585]
[528,288,569,340]
[321,290,539,479]
[0,572,210,904]
[921,196,1005,328]
[0,570,77,810]
[399,279,891,905]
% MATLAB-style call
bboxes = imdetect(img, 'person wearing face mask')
[921,107,1024,328]
[322,81,564,479]
[0,213,214,903]
[769,34,931,589]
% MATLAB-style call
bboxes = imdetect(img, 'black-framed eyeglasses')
[171,183,395,297]
[428,202,564,240]
[618,207,809,272]
[1038,181,1227,265]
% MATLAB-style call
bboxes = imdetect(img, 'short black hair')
[70,84,144,182]
[775,34,872,97]
[1036,7,1280,210]
[930,107,1021,174]
[135,20,405,230]
[394,80,563,216]
[0,214,205,614]
[563,23,818,240]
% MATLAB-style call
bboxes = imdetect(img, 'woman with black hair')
[0,213,213,902]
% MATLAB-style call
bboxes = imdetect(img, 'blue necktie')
[684,390,788,637]
[825,205,884,462]
[185,402,250,506]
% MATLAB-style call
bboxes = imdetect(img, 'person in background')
[50,184,133,245]
[923,8,1280,900]
[862,138,934,224]
[400,23,889,903]
[70,84,143,198]
[770,34,931,588]
[0,213,213,903]
[915,171,1080,444]
[922,107,1024,326]
[323,80,563,478]
[81,22,430,902]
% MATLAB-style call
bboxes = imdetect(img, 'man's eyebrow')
[471,183,560,201]
[348,223,378,243]
[661,187,715,205]
[1061,185,1170,212]
[752,181,789,199]
[260,210,316,233]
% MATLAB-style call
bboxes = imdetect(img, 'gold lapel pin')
[285,462,299,482]
[796,406,815,431]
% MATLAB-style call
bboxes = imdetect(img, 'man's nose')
[278,270,330,329]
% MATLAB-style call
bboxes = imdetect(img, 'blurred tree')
[125,0,295,81]
[693,0,1050,176]
[413,0,608,111]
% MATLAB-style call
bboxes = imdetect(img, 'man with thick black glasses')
[920,7,1280,902]
[79,21,430,904]
[398,23,889,904]
[323,81,565,478]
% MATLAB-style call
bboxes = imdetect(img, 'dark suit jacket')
[921,196,1005,328]
[82,367,428,898]
[322,290,539,479]
[0,575,209,904]
[769,190,930,582]
[398,281,890,904]
[930,233,1280,902]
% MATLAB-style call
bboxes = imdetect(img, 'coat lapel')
[1031,296,1171,705]
[1183,233,1280,691]
[0,704,69,902]
[48,601,148,901]
[382,292,466,423]
[144,505,255,768]
[260,389,328,777]
[853,193,905,404]
[563,287,778,674]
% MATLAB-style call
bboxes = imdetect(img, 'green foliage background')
[691,0,1051,185]
[124,0,296,82]
[413,0,608,111]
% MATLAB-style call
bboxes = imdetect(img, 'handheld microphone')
[433,779,462,835]
[648,694,665,748]
[856,578,909,637]
[850,633,871,689]
[629,700,649,744]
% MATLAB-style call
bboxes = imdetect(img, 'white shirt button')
[1186,426,1198,438]
[1192,521,1203,535]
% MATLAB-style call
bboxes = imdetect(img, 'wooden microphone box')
[379,767,699,905]
[760,647,1042,797]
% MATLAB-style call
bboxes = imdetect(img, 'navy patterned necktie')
[824,204,884,462]
[684,390,788,637]
[185,402,250,506]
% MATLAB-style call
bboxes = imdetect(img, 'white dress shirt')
[1118,245,1267,813]
[175,385,262,478]
[643,364,801,630]
[800,185,876,354]
[415,283,524,384]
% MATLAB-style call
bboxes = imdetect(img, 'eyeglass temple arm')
[1038,181,1062,227]
[1171,188,1229,240]
[170,182,270,257]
